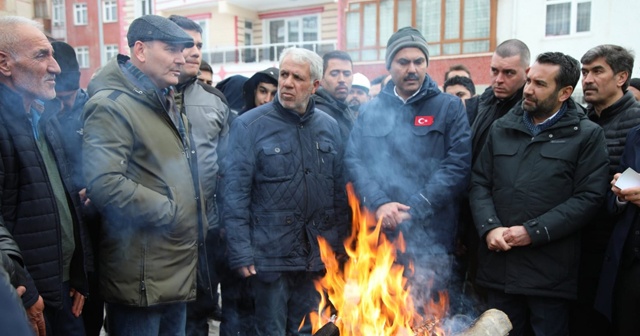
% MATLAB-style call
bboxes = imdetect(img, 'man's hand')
[78,188,91,207]
[485,227,511,252]
[375,202,411,230]
[16,285,26,297]
[27,295,46,336]
[612,173,640,206]
[503,226,532,247]
[69,288,85,318]
[237,265,256,278]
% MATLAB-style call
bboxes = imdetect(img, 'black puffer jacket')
[222,96,349,272]
[470,98,609,299]
[588,90,640,177]
[0,84,91,309]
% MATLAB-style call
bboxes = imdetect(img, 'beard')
[522,91,560,121]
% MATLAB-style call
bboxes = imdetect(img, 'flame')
[310,183,449,335]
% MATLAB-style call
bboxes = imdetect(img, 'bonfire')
[310,184,448,336]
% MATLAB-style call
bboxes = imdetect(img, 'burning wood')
[309,184,513,336]
[313,309,512,336]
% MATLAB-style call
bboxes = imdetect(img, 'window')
[105,45,118,61]
[135,0,153,17]
[245,21,253,46]
[345,0,493,61]
[75,47,90,68]
[266,15,319,45]
[73,3,88,25]
[53,0,65,26]
[546,0,591,36]
[103,0,117,22]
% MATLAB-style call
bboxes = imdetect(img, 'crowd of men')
[1,13,640,336]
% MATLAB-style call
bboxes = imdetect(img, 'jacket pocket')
[316,140,337,176]
[258,142,294,182]
[539,141,578,164]
[253,212,301,258]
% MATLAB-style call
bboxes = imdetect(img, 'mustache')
[404,73,420,81]
[583,85,597,91]
[336,84,349,90]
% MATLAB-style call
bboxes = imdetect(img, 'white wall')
[497,0,640,78]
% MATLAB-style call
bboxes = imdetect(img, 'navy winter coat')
[222,96,349,272]
[344,75,472,254]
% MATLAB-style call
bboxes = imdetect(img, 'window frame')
[75,46,90,69]
[545,0,592,37]
[135,0,153,17]
[104,45,118,61]
[103,0,118,23]
[73,3,88,26]
[264,14,321,45]
[53,0,65,27]
[344,0,496,61]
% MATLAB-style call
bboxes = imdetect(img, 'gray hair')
[279,47,323,83]
[0,16,44,58]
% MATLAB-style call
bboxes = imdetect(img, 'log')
[455,309,512,336]
[313,321,340,336]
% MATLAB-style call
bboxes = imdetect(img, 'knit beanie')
[51,41,81,92]
[385,27,429,69]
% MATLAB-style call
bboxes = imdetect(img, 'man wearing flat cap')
[82,14,206,334]
[345,27,471,306]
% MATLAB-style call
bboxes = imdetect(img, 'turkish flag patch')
[414,116,434,126]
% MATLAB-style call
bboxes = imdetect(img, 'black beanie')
[385,27,429,69]
[52,41,81,92]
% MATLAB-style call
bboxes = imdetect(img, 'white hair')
[279,47,323,82]
[0,16,44,57]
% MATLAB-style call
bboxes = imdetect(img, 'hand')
[69,288,85,318]
[16,285,26,297]
[375,202,411,230]
[27,295,46,336]
[237,265,256,278]
[616,186,640,207]
[78,188,91,207]
[503,226,531,247]
[485,227,511,252]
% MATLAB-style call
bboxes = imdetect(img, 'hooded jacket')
[470,98,609,299]
[313,87,356,144]
[345,75,471,253]
[82,55,203,306]
[222,96,349,272]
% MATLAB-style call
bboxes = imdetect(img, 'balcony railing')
[202,40,337,65]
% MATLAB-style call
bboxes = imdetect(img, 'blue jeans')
[106,302,187,336]
[44,281,86,336]
[251,271,321,336]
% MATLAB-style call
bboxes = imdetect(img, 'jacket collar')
[273,95,316,123]
[378,73,439,105]
[501,98,583,137]
[588,90,639,122]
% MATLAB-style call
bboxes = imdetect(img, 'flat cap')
[127,15,194,48]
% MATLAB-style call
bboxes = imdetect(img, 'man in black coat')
[313,50,356,144]
[470,52,609,336]
[0,16,92,336]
